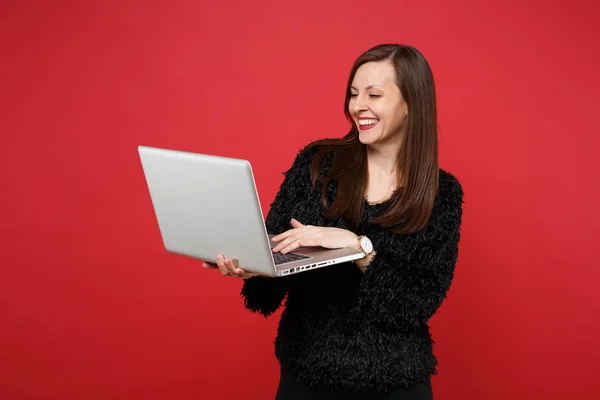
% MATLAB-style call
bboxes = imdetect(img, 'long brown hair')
[306,44,439,234]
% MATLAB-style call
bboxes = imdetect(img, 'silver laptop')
[138,145,365,277]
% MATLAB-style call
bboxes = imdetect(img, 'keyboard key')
[272,251,312,266]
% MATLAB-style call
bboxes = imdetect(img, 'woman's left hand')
[271,218,360,254]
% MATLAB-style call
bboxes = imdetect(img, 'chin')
[358,131,380,145]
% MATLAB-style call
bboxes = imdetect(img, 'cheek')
[379,109,404,134]
[347,102,355,118]
[391,104,407,125]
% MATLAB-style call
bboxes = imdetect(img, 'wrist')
[351,233,361,251]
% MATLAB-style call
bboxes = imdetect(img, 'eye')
[349,93,358,98]
[369,94,381,98]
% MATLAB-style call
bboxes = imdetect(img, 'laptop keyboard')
[272,251,312,266]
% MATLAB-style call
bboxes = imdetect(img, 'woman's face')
[349,61,408,147]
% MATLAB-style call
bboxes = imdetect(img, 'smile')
[358,119,379,130]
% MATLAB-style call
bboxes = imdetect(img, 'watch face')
[360,236,373,254]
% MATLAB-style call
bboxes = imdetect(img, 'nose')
[352,96,368,115]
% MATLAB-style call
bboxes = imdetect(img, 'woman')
[203,44,464,399]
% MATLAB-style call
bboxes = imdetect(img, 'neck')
[366,139,402,176]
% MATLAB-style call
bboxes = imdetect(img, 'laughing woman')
[204,44,464,400]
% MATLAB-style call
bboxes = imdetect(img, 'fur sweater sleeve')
[357,172,464,330]
[239,147,315,317]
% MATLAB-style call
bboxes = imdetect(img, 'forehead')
[351,61,397,88]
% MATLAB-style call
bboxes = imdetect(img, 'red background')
[1,0,599,399]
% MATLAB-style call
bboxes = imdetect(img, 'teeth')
[359,119,378,126]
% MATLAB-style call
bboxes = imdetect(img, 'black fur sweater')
[240,145,464,393]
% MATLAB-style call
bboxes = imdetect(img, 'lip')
[357,117,379,131]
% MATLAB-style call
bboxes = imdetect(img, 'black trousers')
[274,366,433,400]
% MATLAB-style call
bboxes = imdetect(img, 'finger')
[280,230,325,252]
[279,239,303,254]
[203,261,219,269]
[271,229,294,243]
[231,259,245,278]
[216,254,229,275]
[233,269,246,278]
[225,260,240,277]
[294,238,319,247]
[290,218,305,228]
[273,235,300,252]
[230,259,256,279]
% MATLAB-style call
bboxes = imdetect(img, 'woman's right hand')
[203,254,258,279]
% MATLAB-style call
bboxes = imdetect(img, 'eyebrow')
[350,85,383,91]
